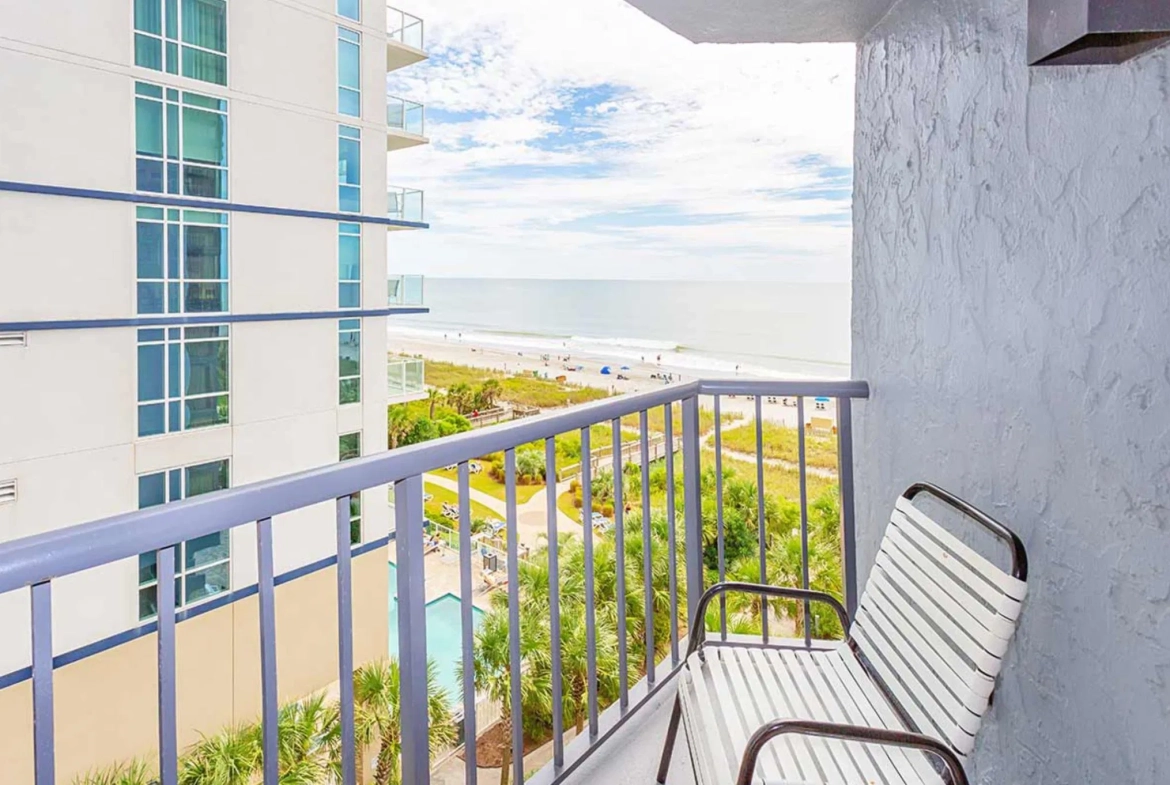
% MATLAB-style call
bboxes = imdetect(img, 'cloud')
[385,0,854,281]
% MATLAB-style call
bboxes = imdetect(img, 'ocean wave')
[386,324,841,380]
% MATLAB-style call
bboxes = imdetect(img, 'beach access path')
[423,472,583,548]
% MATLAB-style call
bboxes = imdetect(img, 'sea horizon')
[388,277,852,379]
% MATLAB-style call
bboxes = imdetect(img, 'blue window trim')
[0,307,428,333]
[0,536,391,691]
[0,180,429,229]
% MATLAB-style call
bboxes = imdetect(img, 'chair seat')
[677,643,945,785]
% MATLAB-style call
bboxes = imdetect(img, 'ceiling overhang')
[624,0,899,43]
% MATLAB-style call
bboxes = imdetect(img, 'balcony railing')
[387,273,424,305]
[387,187,424,223]
[0,378,867,785]
[387,5,424,50]
[388,358,426,398]
[387,96,425,136]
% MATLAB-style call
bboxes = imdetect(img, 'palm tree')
[73,760,153,785]
[477,379,502,408]
[470,604,554,785]
[328,658,456,785]
[178,724,261,785]
[387,405,411,449]
[275,693,331,785]
[426,388,443,419]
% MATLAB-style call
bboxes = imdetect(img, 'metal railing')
[387,273,425,305]
[386,5,424,50]
[0,378,867,785]
[387,95,425,136]
[388,187,424,223]
[388,357,425,397]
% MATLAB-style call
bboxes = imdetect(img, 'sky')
[384,0,855,282]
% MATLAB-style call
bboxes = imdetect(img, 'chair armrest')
[903,482,1028,581]
[688,581,850,655]
[735,719,968,785]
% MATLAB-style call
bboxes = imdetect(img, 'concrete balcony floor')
[557,685,696,785]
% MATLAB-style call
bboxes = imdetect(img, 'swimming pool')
[387,563,485,707]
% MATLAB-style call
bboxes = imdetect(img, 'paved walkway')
[423,472,583,548]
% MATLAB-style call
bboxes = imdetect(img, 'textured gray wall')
[852,0,1170,782]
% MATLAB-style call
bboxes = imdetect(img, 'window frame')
[338,318,361,405]
[337,0,360,22]
[339,222,361,309]
[337,26,362,118]
[133,0,229,86]
[136,458,232,620]
[339,432,362,544]
[136,205,229,315]
[338,125,361,213]
[137,324,231,437]
[136,81,229,200]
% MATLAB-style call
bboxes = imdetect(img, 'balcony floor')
[557,683,696,785]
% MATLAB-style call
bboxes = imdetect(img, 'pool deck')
[387,540,499,611]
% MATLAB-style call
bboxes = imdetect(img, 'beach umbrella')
[620,365,630,370]
[600,366,612,374]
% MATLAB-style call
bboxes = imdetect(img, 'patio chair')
[658,482,1028,785]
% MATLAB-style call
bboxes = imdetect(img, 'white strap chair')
[657,482,1029,785]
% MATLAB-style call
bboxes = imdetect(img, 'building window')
[137,459,230,620]
[136,206,228,314]
[338,27,361,117]
[136,82,228,199]
[134,0,227,85]
[339,222,361,308]
[338,125,361,212]
[339,432,362,544]
[137,325,230,437]
[337,0,360,21]
[339,318,361,404]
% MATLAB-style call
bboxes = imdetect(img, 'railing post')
[837,396,859,619]
[395,475,430,785]
[681,395,704,628]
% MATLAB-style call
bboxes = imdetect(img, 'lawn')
[423,481,500,522]
[556,490,583,523]
[431,467,545,505]
[718,421,839,471]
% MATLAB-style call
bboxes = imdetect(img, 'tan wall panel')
[0,681,33,784]
[0,546,388,782]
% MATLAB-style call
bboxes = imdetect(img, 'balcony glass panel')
[387,96,425,135]
[387,6,423,49]
[387,274,424,305]
[387,187,424,223]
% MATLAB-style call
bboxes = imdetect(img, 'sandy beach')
[387,331,837,428]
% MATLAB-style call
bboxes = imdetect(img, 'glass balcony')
[387,274,424,306]
[387,96,427,151]
[387,358,426,400]
[386,5,426,71]
[387,187,424,224]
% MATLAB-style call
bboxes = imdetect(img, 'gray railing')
[0,378,867,785]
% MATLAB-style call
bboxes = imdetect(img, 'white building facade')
[0,1,427,777]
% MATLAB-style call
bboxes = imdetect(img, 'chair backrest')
[850,491,1028,757]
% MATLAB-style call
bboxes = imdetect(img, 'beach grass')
[718,421,839,471]
[418,359,610,409]
[705,449,836,503]
[423,481,500,522]
[620,403,742,436]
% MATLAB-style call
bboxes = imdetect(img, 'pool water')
[387,563,485,707]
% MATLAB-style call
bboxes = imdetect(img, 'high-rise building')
[0,1,428,777]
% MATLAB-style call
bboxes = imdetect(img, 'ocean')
[389,278,851,379]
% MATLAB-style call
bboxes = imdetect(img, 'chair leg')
[657,696,683,784]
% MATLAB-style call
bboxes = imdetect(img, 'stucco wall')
[852,0,1170,783]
